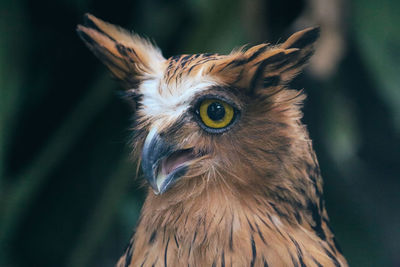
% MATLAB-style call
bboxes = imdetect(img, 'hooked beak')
[141,127,197,194]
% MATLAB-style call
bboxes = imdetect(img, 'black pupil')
[207,102,225,121]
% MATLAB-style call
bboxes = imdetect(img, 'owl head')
[77,14,320,200]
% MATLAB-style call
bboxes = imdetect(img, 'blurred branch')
[66,158,136,267]
[0,74,114,251]
[352,0,400,130]
[293,0,348,79]
[0,0,27,185]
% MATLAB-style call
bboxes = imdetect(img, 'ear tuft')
[253,27,320,91]
[77,14,165,89]
[223,27,320,94]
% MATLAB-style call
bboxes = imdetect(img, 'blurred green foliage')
[0,0,399,266]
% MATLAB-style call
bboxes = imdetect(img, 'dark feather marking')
[149,230,157,244]
[226,58,249,68]
[262,257,269,267]
[319,195,324,214]
[188,240,192,258]
[180,54,192,65]
[116,43,129,58]
[169,55,181,62]
[266,213,285,238]
[289,235,306,267]
[198,57,218,64]
[249,52,286,94]
[174,234,179,248]
[201,226,208,245]
[140,252,149,267]
[232,68,244,84]
[162,226,167,243]
[327,241,338,256]
[284,51,313,72]
[223,44,269,70]
[183,214,189,228]
[175,72,183,84]
[294,211,302,224]
[187,64,196,74]
[255,213,272,230]
[266,50,300,71]
[263,76,281,87]
[323,246,340,267]
[208,64,216,72]
[124,240,134,267]
[203,53,218,57]
[192,54,201,60]
[229,214,234,251]
[164,236,170,267]
[212,261,216,267]
[167,65,180,84]
[205,208,219,236]
[287,27,320,49]
[218,59,240,71]
[217,209,227,226]
[250,235,257,267]
[307,200,326,240]
[191,219,201,246]
[221,250,225,267]
[252,51,289,66]
[173,207,184,225]
[255,222,267,245]
[192,230,198,245]
[269,202,288,220]
[125,46,139,59]
[249,60,269,94]
[311,257,323,267]
[116,44,138,76]
[82,14,117,42]
[289,251,299,267]
[246,216,255,231]
[247,44,269,61]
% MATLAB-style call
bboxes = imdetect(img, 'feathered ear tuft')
[249,27,320,93]
[77,14,165,89]
[211,27,319,94]
[276,26,320,80]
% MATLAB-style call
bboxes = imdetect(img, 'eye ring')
[194,97,239,134]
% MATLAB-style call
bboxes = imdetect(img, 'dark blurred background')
[0,0,399,266]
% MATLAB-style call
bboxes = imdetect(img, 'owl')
[77,14,348,267]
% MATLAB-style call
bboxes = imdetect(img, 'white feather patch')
[139,72,217,124]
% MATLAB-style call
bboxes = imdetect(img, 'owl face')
[135,58,246,194]
[77,14,319,195]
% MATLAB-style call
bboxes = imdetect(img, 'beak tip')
[141,127,189,195]
[152,188,160,195]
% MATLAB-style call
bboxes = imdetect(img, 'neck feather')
[127,167,347,266]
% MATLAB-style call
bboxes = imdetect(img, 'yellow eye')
[198,99,235,129]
